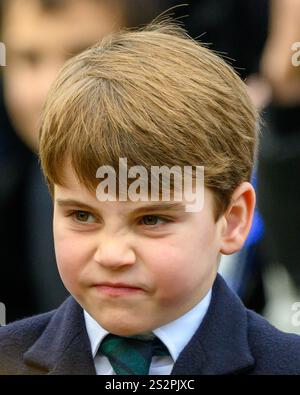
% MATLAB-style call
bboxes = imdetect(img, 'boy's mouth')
[93,282,144,296]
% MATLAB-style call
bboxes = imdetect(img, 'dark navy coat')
[1,275,300,375]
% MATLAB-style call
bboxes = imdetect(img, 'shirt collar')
[84,289,212,362]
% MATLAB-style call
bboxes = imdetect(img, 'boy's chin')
[97,317,155,337]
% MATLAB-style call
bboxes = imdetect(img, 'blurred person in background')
[257,0,300,296]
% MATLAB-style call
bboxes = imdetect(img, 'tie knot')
[99,333,169,375]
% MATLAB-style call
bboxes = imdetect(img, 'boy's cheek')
[55,252,78,293]
[151,258,195,298]
[151,248,215,302]
[54,237,86,290]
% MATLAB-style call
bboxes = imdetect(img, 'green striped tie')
[99,333,170,375]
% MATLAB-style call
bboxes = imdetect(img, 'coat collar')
[171,274,255,374]
[24,274,255,375]
[23,297,96,375]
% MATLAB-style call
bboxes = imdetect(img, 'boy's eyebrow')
[131,202,186,215]
[55,199,186,214]
[55,199,97,212]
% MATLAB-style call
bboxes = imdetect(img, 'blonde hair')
[39,21,259,220]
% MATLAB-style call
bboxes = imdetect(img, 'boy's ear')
[220,182,256,255]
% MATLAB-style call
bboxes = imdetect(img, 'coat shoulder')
[247,309,300,374]
[0,311,55,374]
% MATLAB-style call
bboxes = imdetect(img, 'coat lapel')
[23,297,96,375]
[172,274,255,375]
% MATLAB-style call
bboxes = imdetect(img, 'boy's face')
[53,163,226,336]
[2,0,122,151]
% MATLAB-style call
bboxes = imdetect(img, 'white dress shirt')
[84,289,212,375]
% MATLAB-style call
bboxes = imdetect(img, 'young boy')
[1,21,300,375]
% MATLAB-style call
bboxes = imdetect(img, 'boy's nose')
[93,238,137,270]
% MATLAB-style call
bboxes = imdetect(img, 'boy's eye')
[72,211,95,223]
[140,215,166,226]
